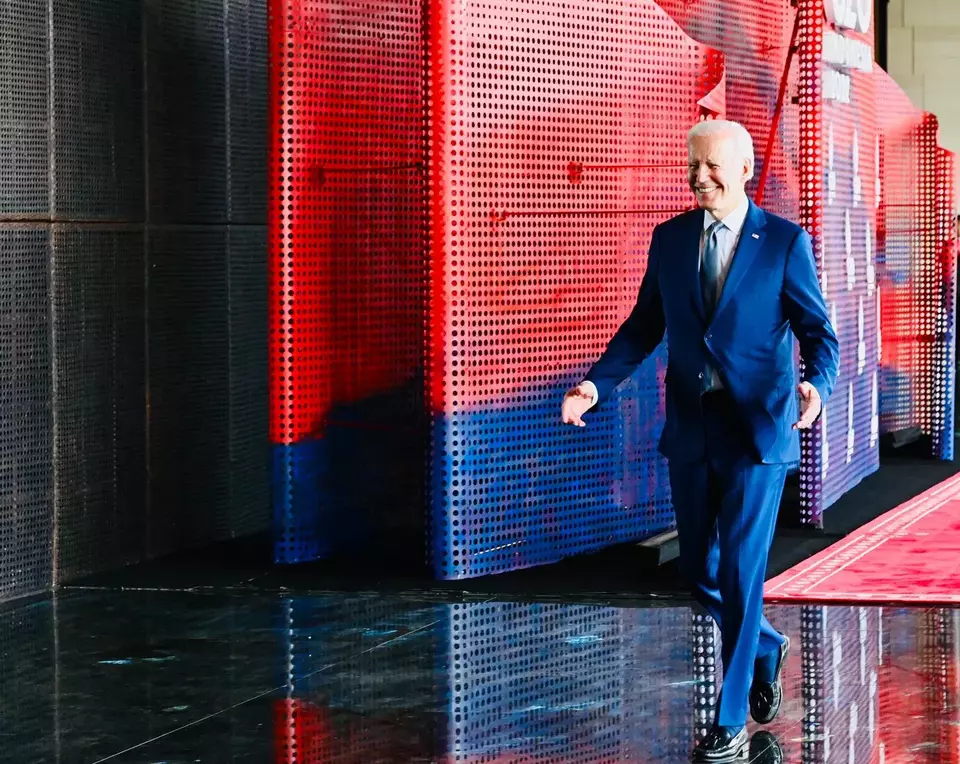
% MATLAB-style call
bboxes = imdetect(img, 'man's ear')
[743,159,754,183]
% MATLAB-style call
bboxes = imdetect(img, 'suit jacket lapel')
[682,210,707,324]
[712,200,766,321]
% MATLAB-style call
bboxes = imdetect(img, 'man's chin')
[693,190,720,206]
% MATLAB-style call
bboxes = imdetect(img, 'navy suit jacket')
[586,201,840,464]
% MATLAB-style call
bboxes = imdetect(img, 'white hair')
[687,119,755,169]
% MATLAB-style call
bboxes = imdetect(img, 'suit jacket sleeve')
[782,228,840,403]
[585,226,666,405]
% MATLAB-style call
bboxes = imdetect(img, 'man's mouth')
[695,186,719,193]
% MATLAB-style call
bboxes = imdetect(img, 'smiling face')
[687,131,752,220]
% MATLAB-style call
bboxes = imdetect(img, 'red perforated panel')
[876,71,924,436]
[426,0,725,577]
[268,0,958,570]
[269,0,426,561]
[269,0,425,444]
[875,68,956,461]
[660,0,801,219]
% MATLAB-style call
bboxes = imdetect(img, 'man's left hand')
[793,381,822,430]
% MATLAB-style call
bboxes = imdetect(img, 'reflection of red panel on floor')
[765,473,960,604]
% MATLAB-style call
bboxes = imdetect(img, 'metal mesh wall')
[0,227,53,601]
[426,0,722,578]
[50,0,145,221]
[794,0,880,524]
[147,228,231,554]
[0,0,48,219]
[52,226,147,581]
[230,228,271,537]
[145,225,267,555]
[659,0,801,221]
[268,0,957,569]
[145,0,229,224]
[933,150,957,459]
[876,75,924,438]
[0,0,268,601]
[268,0,427,563]
[227,0,268,224]
[875,68,957,461]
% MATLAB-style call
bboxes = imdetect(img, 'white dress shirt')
[580,197,750,407]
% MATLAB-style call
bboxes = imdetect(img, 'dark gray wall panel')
[0,1,49,219]
[228,227,268,536]
[52,227,146,581]
[0,0,268,601]
[145,0,228,224]
[0,227,52,600]
[51,1,145,222]
[227,0,267,224]
[147,227,229,555]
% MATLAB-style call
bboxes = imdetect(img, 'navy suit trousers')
[669,389,788,727]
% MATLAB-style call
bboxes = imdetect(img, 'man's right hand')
[561,383,597,427]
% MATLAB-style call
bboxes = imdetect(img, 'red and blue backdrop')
[268,0,957,574]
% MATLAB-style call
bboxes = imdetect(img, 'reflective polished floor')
[0,590,957,763]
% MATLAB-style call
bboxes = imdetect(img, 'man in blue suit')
[562,120,839,761]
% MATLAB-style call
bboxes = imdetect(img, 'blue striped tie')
[700,220,724,318]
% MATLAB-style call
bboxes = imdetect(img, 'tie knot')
[707,219,725,236]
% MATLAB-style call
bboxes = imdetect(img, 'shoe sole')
[692,741,749,763]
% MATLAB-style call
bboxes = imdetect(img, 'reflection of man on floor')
[562,120,839,761]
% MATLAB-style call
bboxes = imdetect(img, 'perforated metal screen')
[0,1,48,219]
[794,0,881,523]
[934,149,957,459]
[52,226,146,581]
[875,69,957,462]
[50,0,144,221]
[0,227,52,600]
[0,0,268,601]
[270,0,957,569]
[269,0,426,563]
[147,228,232,554]
[145,0,228,224]
[426,0,724,577]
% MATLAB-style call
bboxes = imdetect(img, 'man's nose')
[696,166,711,184]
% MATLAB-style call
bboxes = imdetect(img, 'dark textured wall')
[0,0,268,600]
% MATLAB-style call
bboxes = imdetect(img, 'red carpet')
[765,472,960,604]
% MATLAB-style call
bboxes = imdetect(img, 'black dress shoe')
[749,731,784,763]
[750,634,790,724]
[692,726,748,762]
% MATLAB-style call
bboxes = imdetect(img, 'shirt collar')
[703,196,750,235]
